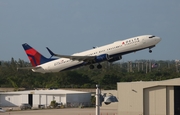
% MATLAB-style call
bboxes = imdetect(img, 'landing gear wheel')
[89,65,94,69]
[149,49,152,53]
[97,64,102,69]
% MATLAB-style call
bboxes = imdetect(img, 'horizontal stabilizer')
[17,66,42,70]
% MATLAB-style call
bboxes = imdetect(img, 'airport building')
[117,78,180,115]
[0,89,91,108]
[1,78,180,115]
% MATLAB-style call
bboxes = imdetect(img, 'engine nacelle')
[108,55,122,62]
[95,54,109,62]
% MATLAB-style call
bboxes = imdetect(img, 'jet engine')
[95,54,109,62]
[108,55,122,62]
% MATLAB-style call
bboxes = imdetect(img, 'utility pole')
[149,60,151,72]
[141,62,144,71]
[130,61,132,72]
[137,61,140,72]
[146,61,148,74]
[136,61,140,72]
[127,61,130,72]
[175,60,179,73]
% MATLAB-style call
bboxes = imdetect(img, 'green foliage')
[50,100,57,108]
[7,77,19,91]
[0,59,180,89]
[91,96,96,106]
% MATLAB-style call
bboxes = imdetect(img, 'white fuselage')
[33,35,161,73]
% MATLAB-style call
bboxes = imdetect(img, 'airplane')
[20,35,161,73]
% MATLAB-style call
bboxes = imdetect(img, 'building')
[117,78,180,115]
[0,89,91,108]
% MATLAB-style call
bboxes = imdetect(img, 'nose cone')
[155,36,161,44]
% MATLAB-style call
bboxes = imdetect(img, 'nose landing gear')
[149,49,152,53]
[149,45,155,53]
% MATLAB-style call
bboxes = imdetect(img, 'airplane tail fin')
[22,43,55,67]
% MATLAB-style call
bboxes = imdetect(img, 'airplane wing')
[17,66,42,70]
[52,54,95,61]
[46,47,95,62]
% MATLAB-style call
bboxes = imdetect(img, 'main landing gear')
[89,65,94,69]
[97,64,102,69]
[89,64,102,69]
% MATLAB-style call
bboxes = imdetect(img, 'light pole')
[95,84,118,115]
[95,85,100,115]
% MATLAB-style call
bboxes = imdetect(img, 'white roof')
[0,89,90,95]
[118,78,180,89]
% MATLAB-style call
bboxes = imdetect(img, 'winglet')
[46,47,55,58]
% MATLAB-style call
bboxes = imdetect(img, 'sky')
[0,0,180,62]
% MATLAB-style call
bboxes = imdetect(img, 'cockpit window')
[149,35,155,38]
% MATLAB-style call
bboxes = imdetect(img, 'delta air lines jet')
[20,35,161,73]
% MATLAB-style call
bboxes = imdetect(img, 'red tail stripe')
[25,48,41,66]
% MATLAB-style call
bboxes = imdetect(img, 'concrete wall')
[0,94,27,107]
[0,92,90,107]
[118,82,144,115]
[66,93,91,107]
[166,86,174,115]
[144,86,167,115]
[34,94,67,107]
